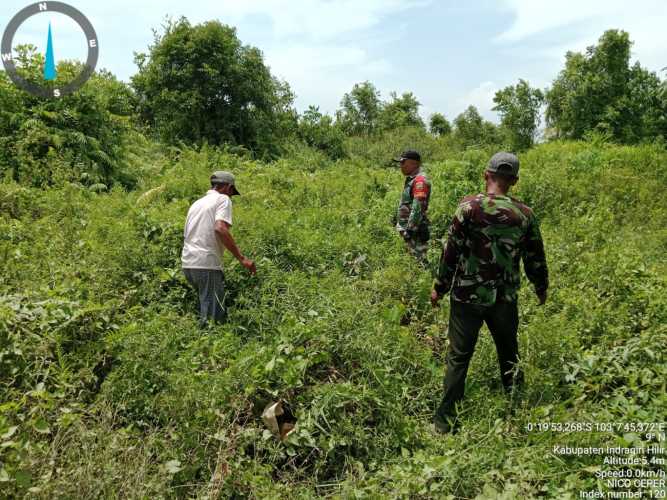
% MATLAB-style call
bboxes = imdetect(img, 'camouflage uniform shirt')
[396,169,431,236]
[434,193,548,305]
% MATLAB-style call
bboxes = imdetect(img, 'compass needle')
[43,22,56,81]
[3,2,97,98]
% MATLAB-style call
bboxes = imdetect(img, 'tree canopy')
[0,46,136,188]
[297,106,345,160]
[429,113,451,136]
[378,92,425,131]
[336,81,382,136]
[545,30,666,142]
[493,79,544,151]
[453,106,500,147]
[132,18,295,158]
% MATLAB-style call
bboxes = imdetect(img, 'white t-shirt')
[181,190,233,270]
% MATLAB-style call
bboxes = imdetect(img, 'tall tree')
[453,105,500,147]
[132,18,295,158]
[429,112,451,136]
[336,82,382,136]
[378,91,424,131]
[297,106,345,159]
[546,30,666,142]
[493,79,544,150]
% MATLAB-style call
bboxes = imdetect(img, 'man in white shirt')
[182,171,256,325]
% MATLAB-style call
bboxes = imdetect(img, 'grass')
[0,139,665,498]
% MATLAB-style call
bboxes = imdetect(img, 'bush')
[1,139,665,497]
[296,106,346,160]
[0,47,137,188]
[132,18,296,159]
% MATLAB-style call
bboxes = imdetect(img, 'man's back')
[182,190,232,270]
[431,152,549,433]
[436,193,548,305]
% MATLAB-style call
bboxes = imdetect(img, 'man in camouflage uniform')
[430,152,549,433]
[394,150,432,265]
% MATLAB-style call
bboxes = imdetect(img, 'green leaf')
[15,470,31,489]
[33,418,51,434]
[1,426,18,440]
[265,357,276,372]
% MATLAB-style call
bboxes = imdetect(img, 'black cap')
[393,150,421,163]
[486,152,519,178]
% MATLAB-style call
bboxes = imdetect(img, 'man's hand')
[537,290,547,306]
[431,289,442,308]
[241,257,256,275]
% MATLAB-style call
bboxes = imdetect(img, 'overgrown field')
[1,140,665,498]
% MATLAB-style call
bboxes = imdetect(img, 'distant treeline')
[0,19,665,188]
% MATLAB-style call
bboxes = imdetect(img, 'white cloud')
[213,0,424,112]
[83,0,425,112]
[497,0,667,72]
[456,81,499,122]
[101,0,424,42]
[265,44,392,112]
[215,0,426,41]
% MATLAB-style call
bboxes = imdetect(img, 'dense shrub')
[0,47,138,188]
[0,140,665,497]
[296,107,346,160]
[132,18,296,159]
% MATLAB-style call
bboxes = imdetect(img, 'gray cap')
[210,170,240,195]
[487,152,519,178]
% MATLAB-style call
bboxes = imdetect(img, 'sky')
[2,0,666,123]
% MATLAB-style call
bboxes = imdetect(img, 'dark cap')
[393,150,421,163]
[487,152,519,178]
[210,170,241,195]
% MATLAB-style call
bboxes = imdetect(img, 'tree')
[0,45,136,188]
[336,82,382,136]
[297,106,345,159]
[545,30,666,143]
[453,105,501,147]
[429,113,451,136]
[132,17,295,158]
[378,92,425,131]
[493,79,544,150]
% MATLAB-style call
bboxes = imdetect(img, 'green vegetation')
[0,17,665,498]
[0,46,138,189]
[492,79,544,151]
[452,105,502,149]
[429,112,452,137]
[1,137,665,497]
[335,82,425,137]
[132,18,296,159]
[545,30,667,143]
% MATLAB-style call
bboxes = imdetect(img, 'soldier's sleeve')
[522,213,549,293]
[434,204,466,295]
[406,176,429,232]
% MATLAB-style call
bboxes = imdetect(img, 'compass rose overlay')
[1,2,99,98]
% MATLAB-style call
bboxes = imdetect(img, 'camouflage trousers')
[402,225,430,266]
[405,236,429,264]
